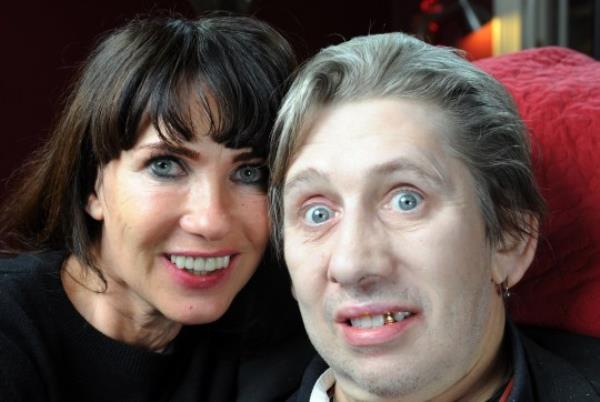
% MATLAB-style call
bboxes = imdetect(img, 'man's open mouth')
[348,311,414,329]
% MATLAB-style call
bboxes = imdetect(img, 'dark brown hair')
[0,15,296,280]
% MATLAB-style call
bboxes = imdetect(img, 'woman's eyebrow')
[137,142,199,159]
[233,151,262,163]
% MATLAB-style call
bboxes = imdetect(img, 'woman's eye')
[232,165,268,185]
[148,157,184,179]
[391,190,422,211]
[304,205,334,226]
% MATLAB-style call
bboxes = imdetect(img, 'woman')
[0,14,310,401]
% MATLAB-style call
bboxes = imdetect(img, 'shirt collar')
[309,367,336,402]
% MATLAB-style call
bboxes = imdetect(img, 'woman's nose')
[179,181,232,241]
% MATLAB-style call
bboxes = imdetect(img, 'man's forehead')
[283,99,455,191]
[305,97,448,137]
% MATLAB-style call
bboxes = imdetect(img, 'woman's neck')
[61,254,182,352]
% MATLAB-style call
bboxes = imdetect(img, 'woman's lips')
[164,252,238,289]
[169,253,232,274]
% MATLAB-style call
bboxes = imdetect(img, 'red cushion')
[475,47,600,337]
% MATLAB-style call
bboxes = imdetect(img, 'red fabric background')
[476,47,600,337]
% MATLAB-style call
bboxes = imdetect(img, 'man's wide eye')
[304,205,334,225]
[391,190,422,211]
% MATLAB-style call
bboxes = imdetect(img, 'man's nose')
[327,208,392,287]
[179,179,232,241]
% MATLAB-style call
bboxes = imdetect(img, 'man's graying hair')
[269,32,545,255]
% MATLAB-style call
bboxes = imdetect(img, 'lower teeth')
[184,268,212,275]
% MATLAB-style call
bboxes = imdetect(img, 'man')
[269,33,600,401]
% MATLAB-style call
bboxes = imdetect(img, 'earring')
[493,278,512,298]
[501,280,511,299]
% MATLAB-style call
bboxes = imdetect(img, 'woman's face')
[85,118,270,325]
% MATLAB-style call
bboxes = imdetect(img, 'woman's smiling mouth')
[169,254,232,275]
[164,253,239,290]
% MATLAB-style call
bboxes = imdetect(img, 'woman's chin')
[166,299,233,326]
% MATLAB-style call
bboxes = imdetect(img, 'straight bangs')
[112,16,293,160]
[107,18,205,154]
[192,19,292,159]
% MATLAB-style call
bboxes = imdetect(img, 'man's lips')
[335,303,420,346]
[335,303,419,324]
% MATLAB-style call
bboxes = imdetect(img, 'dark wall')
[0,0,425,198]
[0,0,194,197]
[253,0,418,60]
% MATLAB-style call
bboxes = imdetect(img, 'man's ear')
[491,214,539,288]
[85,173,104,222]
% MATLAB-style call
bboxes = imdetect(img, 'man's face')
[282,99,507,401]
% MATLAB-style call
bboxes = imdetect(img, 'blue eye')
[149,157,184,179]
[391,190,422,211]
[304,205,334,225]
[232,164,268,185]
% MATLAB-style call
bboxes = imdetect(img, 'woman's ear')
[491,214,539,288]
[85,173,104,221]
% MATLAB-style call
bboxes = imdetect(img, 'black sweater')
[0,251,312,402]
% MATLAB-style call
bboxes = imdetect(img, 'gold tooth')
[383,312,395,325]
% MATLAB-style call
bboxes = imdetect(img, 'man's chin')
[333,367,423,402]
[326,347,453,402]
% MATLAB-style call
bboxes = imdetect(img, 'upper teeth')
[170,255,230,273]
[349,312,411,328]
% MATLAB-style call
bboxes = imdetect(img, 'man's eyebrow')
[371,157,448,188]
[283,157,448,195]
[284,168,329,195]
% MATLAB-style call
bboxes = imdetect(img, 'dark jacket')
[287,321,600,401]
